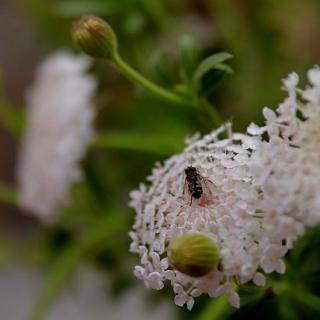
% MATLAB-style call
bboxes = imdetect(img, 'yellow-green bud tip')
[168,232,220,277]
[71,15,117,59]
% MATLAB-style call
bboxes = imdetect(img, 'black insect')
[183,166,216,206]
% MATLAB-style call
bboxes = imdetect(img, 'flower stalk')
[71,15,224,120]
[111,52,192,107]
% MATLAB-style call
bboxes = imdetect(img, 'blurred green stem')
[199,99,223,130]
[0,182,17,205]
[92,131,183,155]
[29,214,123,320]
[196,296,229,320]
[112,53,193,108]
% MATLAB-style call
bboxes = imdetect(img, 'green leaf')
[179,35,199,81]
[193,52,233,97]
[149,51,179,87]
[0,102,24,138]
[296,291,320,314]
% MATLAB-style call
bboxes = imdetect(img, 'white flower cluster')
[129,67,320,310]
[17,51,97,222]
[248,67,320,227]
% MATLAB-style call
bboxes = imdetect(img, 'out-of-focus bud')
[168,232,220,277]
[71,15,118,59]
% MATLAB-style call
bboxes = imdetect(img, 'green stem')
[0,182,17,205]
[29,214,123,320]
[112,53,192,108]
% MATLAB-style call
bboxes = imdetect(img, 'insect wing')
[199,176,217,205]
[181,178,192,202]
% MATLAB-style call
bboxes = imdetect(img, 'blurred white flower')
[0,264,176,320]
[17,51,97,222]
[129,67,320,309]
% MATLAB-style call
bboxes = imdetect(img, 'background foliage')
[0,0,320,319]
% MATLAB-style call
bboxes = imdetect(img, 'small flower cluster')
[248,67,320,227]
[129,67,320,309]
[17,51,97,222]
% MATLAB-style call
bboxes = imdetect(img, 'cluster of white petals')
[248,67,320,227]
[129,67,320,309]
[17,51,96,222]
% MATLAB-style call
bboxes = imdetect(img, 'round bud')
[168,232,220,277]
[71,15,118,59]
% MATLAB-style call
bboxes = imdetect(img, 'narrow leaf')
[296,291,320,313]
[179,35,199,81]
[193,52,233,97]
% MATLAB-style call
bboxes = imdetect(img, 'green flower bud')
[168,232,220,277]
[71,15,118,59]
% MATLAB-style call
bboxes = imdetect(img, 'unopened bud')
[168,232,220,277]
[72,15,118,59]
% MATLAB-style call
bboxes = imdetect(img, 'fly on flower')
[183,166,216,206]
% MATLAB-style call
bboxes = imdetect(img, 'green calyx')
[169,232,220,277]
[72,15,118,59]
